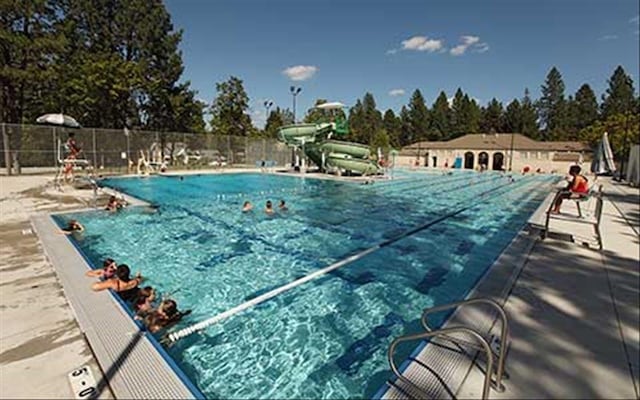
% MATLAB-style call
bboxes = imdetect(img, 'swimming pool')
[58,170,556,399]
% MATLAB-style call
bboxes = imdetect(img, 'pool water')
[59,171,556,399]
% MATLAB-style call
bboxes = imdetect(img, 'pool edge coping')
[30,195,204,399]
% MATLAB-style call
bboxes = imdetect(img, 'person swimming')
[278,200,288,211]
[143,299,191,333]
[242,201,253,212]
[91,264,143,302]
[60,219,84,235]
[85,258,117,280]
[265,200,274,215]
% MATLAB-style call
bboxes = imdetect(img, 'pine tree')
[210,76,252,136]
[450,88,466,137]
[537,67,567,140]
[504,99,522,133]
[0,1,63,123]
[601,66,636,119]
[520,88,539,139]
[481,98,505,133]
[573,84,599,129]
[466,96,481,134]
[383,109,401,148]
[430,91,451,140]
[407,89,430,141]
[398,106,413,146]
[265,107,288,138]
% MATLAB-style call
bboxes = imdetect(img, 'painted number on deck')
[68,366,98,399]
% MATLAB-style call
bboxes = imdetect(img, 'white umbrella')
[36,113,81,128]
[591,131,617,175]
[315,102,346,110]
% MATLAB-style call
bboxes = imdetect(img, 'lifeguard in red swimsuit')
[551,165,589,213]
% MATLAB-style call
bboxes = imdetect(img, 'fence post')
[2,123,11,175]
[52,127,59,170]
[92,128,97,167]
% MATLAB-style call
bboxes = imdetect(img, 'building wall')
[397,148,584,174]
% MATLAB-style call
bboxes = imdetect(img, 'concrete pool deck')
[1,171,638,399]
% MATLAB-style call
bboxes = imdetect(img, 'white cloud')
[630,15,639,24]
[450,35,488,56]
[598,34,618,41]
[282,65,318,81]
[388,89,405,97]
[401,36,444,52]
[461,35,480,45]
[474,43,490,53]
[450,45,467,56]
[386,48,398,55]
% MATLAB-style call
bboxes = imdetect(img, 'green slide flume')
[277,122,381,176]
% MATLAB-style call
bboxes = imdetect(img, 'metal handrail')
[421,298,508,391]
[388,326,494,400]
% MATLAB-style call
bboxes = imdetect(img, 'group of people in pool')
[87,258,190,333]
[242,199,288,215]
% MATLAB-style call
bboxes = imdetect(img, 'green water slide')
[277,123,381,175]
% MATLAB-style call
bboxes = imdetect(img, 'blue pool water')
[59,171,556,399]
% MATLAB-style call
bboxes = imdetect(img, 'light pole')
[290,86,301,123]
[289,86,302,168]
[508,131,515,172]
[263,100,273,120]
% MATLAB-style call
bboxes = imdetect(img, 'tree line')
[3,2,638,158]
[254,65,638,158]
[2,0,204,132]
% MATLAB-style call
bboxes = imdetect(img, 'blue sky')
[165,0,639,127]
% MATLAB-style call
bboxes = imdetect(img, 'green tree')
[398,106,413,146]
[0,0,69,123]
[210,76,252,136]
[601,66,636,119]
[573,84,599,130]
[383,109,401,148]
[537,67,567,140]
[480,98,505,133]
[579,113,639,160]
[304,99,346,125]
[348,93,382,145]
[504,99,521,133]
[431,91,451,139]
[264,107,289,138]
[520,88,539,139]
[466,96,481,134]
[407,89,430,141]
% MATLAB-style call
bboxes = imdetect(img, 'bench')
[542,185,604,250]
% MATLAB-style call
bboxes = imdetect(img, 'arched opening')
[492,152,504,171]
[478,152,489,170]
[464,152,475,169]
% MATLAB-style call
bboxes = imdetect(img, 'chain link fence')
[1,123,291,174]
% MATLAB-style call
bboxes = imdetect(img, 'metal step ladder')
[387,298,509,400]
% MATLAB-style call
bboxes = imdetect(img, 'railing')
[421,298,509,392]
[388,327,494,400]
[0,123,291,175]
[387,298,510,400]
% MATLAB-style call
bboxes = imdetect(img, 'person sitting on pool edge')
[265,200,274,215]
[278,199,288,211]
[242,201,253,212]
[91,264,143,302]
[105,195,125,212]
[85,258,117,280]
[143,299,191,333]
[551,165,589,214]
[59,219,84,235]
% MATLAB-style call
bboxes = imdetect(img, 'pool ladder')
[387,298,509,400]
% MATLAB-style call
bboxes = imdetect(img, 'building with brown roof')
[399,133,592,173]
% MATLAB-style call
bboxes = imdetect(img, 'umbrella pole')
[2,123,10,176]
